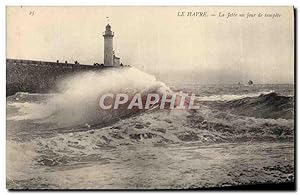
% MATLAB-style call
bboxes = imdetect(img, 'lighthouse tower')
[103,24,114,66]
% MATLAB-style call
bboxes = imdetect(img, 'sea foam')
[8,67,171,127]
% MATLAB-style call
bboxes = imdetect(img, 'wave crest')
[8,68,171,127]
[212,92,294,120]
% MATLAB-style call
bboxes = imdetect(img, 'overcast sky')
[7,6,294,84]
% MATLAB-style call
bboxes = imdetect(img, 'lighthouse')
[103,24,121,66]
[103,24,114,66]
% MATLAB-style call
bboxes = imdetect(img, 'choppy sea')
[6,68,294,189]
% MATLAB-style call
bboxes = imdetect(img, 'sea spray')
[8,68,172,127]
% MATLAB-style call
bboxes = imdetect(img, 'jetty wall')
[6,59,108,96]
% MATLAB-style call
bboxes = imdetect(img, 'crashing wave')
[7,67,171,127]
[215,92,294,120]
[196,91,276,102]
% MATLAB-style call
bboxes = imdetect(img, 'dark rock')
[135,124,144,129]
